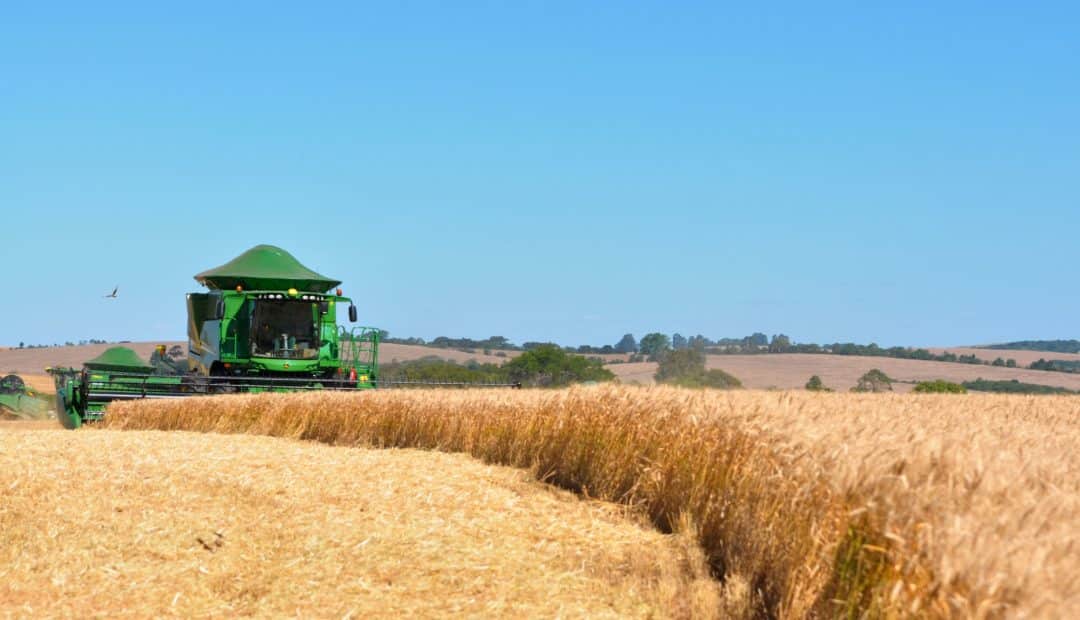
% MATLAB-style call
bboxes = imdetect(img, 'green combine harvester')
[0,374,51,420]
[48,245,382,429]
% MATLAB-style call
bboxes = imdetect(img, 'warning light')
[336,288,343,296]
[236,285,243,292]
[288,288,298,297]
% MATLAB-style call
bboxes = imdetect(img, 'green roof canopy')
[84,347,154,372]
[194,245,342,293]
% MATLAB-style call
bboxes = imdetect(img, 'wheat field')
[100,386,1080,618]
[0,421,720,618]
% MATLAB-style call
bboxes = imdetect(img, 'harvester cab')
[48,245,381,428]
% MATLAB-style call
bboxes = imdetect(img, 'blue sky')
[2,2,1077,348]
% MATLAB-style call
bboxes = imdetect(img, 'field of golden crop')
[101,386,1080,618]
[0,420,719,617]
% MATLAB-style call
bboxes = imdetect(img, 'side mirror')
[348,304,358,322]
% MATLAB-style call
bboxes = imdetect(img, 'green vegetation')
[379,357,507,384]
[981,340,1080,354]
[913,380,967,394]
[851,369,893,393]
[638,333,671,361]
[805,375,831,392]
[1029,359,1080,373]
[961,379,1077,395]
[614,334,638,354]
[503,345,615,387]
[380,346,614,388]
[654,349,742,389]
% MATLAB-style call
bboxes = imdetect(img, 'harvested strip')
[0,426,721,618]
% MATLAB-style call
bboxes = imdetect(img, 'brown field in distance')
[927,346,1080,366]
[104,387,1080,617]
[609,353,1080,391]
[0,422,720,618]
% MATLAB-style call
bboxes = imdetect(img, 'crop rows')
[107,386,1080,617]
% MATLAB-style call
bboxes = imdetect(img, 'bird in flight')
[104,286,119,299]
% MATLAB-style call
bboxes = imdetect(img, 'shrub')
[913,380,967,394]
[851,369,893,393]
[805,375,831,392]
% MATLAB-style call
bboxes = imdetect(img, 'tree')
[655,349,741,389]
[805,375,831,392]
[769,334,792,353]
[614,333,638,354]
[671,333,688,350]
[504,344,615,387]
[991,357,1006,367]
[748,333,768,347]
[487,336,511,349]
[688,335,709,351]
[852,369,893,393]
[655,349,706,382]
[1006,359,1017,368]
[1030,358,1052,371]
[18,342,23,349]
[639,333,671,360]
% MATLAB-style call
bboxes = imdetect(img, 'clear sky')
[2,2,1077,348]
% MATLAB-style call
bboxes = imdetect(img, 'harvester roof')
[84,347,155,372]
[194,245,342,293]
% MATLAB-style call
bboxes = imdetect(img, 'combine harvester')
[0,374,51,420]
[49,245,512,429]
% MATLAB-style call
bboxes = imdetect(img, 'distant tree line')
[15,339,110,349]
[380,333,518,354]
[979,340,1080,354]
[379,345,614,388]
[1028,359,1080,373]
[961,378,1077,395]
[377,330,1080,377]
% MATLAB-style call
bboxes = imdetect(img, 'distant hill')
[606,353,1080,392]
[978,340,1080,354]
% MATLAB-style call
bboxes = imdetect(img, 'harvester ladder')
[340,326,379,379]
